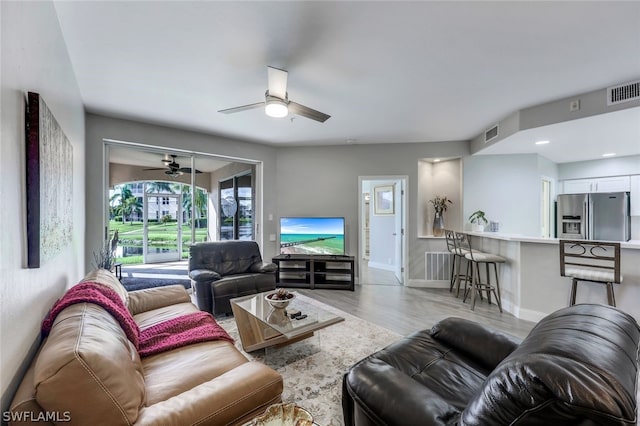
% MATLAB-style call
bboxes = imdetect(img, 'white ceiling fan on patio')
[218,66,331,123]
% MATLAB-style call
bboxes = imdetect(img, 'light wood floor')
[138,261,535,338]
[298,285,536,339]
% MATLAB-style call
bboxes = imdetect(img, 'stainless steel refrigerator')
[557,192,630,241]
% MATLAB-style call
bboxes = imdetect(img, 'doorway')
[219,173,253,240]
[143,192,182,263]
[358,176,408,285]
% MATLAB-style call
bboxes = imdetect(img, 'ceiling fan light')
[265,98,288,118]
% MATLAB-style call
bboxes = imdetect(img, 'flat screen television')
[279,217,345,255]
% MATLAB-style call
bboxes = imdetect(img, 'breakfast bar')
[464,233,640,322]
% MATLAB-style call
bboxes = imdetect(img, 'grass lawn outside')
[110,220,208,265]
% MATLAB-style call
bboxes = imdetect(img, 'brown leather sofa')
[343,304,640,426]
[9,269,283,425]
[189,241,277,315]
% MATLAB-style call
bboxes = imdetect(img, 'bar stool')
[559,240,621,307]
[461,233,505,312]
[444,230,468,295]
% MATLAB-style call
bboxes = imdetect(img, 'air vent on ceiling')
[484,124,499,143]
[607,80,640,106]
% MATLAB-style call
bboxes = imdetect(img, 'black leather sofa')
[343,304,640,426]
[189,241,277,315]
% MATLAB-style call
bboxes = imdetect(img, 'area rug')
[121,277,191,291]
[217,294,401,426]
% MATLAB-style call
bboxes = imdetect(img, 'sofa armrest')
[134,361,283,425]
[249,261,277,273]
[343,358,459,426]
[430,317,522,371]
[189,268,221,282]
[128,285,191,315]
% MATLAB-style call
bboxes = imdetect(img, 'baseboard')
[514,307,547,323]
[1,334,41,421]
[407,279,450,289]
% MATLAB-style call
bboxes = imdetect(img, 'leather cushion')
[142,340,248,405]
[189,241,264,276]
[81,268,129,306]
[34,303,145,424]
[460,304,640,425]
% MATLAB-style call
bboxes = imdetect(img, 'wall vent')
[484,124,499,143]
[425,252,453,281]
[607,80,640,106]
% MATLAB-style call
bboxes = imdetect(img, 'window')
[162,197,169,205]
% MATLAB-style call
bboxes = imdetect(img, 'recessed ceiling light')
[433,159,441,162]
[535,140,550,145]
[602,153,616,157]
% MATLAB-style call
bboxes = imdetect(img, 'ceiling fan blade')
[143,167,167,171]
[218,102,264,114]
[179,167,202,174]
[288,102,331,123]
[267,66,288,99]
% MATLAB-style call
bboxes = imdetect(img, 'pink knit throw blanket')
[139,311,234,357]
[41,282,140,348]
[41,282,234,358]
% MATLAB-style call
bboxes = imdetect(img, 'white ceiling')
[54,1,640,162]
[108,145,231,173]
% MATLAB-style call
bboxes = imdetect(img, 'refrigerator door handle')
[583,201,590,240]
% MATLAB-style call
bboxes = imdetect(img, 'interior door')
[143,192,182,263]
[394,180,404,284]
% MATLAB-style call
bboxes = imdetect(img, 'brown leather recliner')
[343,304,640,426]
[189,241,277,315]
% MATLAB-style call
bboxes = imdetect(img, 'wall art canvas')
[26,92,73,268]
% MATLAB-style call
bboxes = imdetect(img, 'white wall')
[558,155,640,180]
[1,0,85,402]
[274,142,469,281]
[418,159,462,235]
[463,154,541,236]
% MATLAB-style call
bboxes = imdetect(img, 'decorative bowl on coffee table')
[251,402,313,426]
[265,290,295,309]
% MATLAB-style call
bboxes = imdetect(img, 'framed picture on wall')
[373,185,394,215]
[25,92,73,268]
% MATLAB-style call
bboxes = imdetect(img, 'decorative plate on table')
[251,402,313,426]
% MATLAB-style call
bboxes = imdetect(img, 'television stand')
[272,254,355,291]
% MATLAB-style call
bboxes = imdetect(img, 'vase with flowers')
[429,195,452,237]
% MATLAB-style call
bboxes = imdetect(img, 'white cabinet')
[631,175,640,216]
[561,176,631,194]
[593,176,630,193]
[562,179,593,194]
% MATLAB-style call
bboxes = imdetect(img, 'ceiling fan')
[218,66,331,123]
[143,154,201,178]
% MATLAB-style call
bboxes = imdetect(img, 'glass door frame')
[218,172,254,241]
[143,190,182,263]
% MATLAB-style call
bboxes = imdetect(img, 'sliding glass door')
[219,173,253,240]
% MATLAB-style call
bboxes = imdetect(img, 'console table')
[272,254,355,291]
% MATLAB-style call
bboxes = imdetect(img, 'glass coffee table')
[230,291,344,352]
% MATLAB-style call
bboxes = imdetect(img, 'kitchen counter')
[462,233,640,323]
[463,231,640,249]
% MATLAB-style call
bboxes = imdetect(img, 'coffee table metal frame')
[230,291,344,352]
